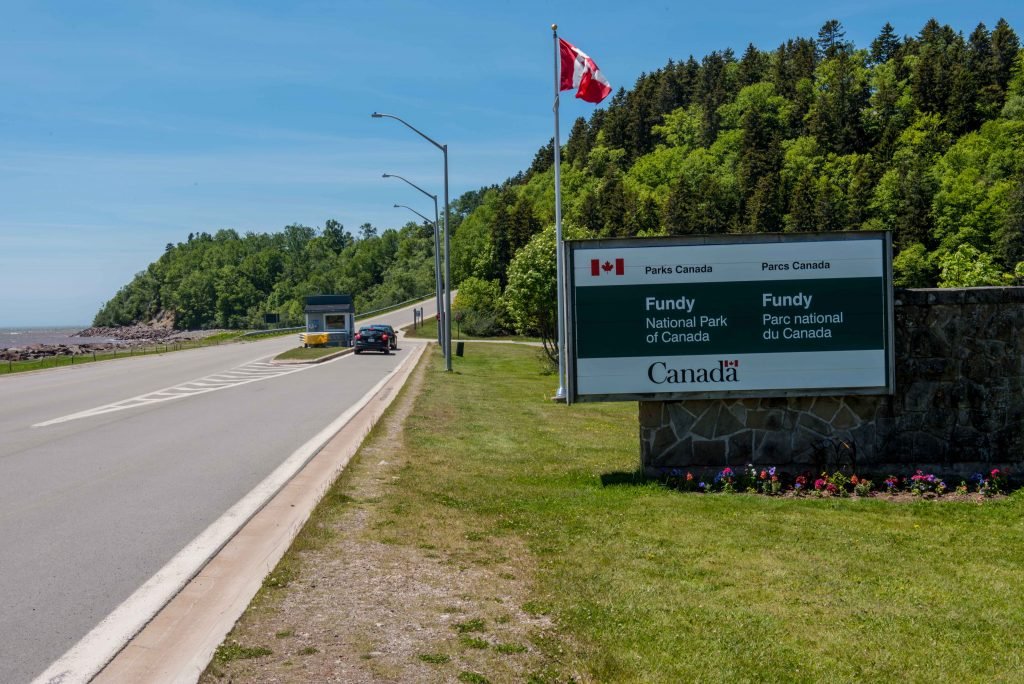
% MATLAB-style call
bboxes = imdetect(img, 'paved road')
[0,302,435,683]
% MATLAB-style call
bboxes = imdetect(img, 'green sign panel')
[564,233,894,402]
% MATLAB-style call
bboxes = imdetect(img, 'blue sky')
[1,1,1020,326]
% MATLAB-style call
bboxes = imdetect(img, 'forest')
[96,18,1024,339]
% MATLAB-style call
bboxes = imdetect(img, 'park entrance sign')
[564,232,894,403]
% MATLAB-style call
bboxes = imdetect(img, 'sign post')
[564,232,894,403]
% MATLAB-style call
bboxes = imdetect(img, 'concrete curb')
[72,343,427,684]
[271,347,354,365]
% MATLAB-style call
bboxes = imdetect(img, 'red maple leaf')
[601,261,613,272]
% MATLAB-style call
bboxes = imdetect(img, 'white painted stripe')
[34,362,306,427]
[31,348,421,684]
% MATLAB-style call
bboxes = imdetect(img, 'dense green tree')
[452,277,506,336]
[738,43,769,87]
[503,223,591,361]
[807,47,870,153]
[870,22,901,65]
[991,19,1021,93]
[817,19,850,60]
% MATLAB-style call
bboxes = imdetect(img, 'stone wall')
[640,287,1024,479]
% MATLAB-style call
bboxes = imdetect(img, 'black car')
[353,326,391,354]
[368,324,398,350]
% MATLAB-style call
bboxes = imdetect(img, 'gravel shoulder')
[200,349,565,683]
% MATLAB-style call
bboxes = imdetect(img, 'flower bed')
[659,466,1010,500]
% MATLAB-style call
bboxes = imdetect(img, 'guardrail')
[239,326,304,338]
[356,292,436,320]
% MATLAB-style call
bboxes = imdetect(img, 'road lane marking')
[31,344,424,684]
[33,359,316,427]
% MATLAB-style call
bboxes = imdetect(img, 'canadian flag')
[559,38,612,104]
[591,258,624,276]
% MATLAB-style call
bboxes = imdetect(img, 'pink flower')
[760,470,768,480]
[814,478,826,491]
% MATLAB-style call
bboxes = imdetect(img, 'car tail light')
[381,334,388,340]
[354,333,361,340]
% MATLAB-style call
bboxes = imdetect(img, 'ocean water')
[0,327,113,350]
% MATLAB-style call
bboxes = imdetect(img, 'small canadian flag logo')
[721,360,740,368]
[591,258,624,276]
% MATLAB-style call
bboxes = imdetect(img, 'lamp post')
[372,112,452,372]
[384,173,443,347]
[392,201,443,346]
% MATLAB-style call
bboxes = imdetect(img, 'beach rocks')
[0,342,121,362]
[1,325,226,361]
[76,324,181,342]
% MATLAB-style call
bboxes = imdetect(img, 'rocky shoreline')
[0,325,227,362]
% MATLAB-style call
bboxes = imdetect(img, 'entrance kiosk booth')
[302,294,354,347]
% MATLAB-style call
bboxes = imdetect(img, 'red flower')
[685,472,694,482]
[760,470,768,480]
[991,469,1001,478]
[850,475,859,485]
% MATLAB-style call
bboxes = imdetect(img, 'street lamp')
[384,173,443,347]
[372,112,452,372]
[392,202,443,345]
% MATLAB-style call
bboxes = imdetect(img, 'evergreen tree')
[870,22,901,64]
[991,18,1021,94]
[816,19,849,60]
[738,43,769,86]
[698,50,738,145]
[564,117,592,166]
[528,139,554,177]
[807,48,870,153]
[911,20,966,124]
[786,167,818,231]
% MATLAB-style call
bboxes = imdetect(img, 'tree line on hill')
[93,221,439,328]
[450,17,1024,351]
[97,17,1024,343]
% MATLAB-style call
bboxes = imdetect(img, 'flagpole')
[552,24,568,401]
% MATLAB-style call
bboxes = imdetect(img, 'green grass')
[403,317,540,343]
[213,641,273,663]
[418,653,451,664]
[376,343,1024,682]
[453,618,487,634]
[274,346,349,361]
[460,636,490,649]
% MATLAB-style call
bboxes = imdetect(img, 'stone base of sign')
[640,287,1024,480]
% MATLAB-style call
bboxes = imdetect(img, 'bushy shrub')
[453,277,506,336]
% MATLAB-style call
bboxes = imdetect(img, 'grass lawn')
[405,317,541,343]
[222,342,1024,682]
